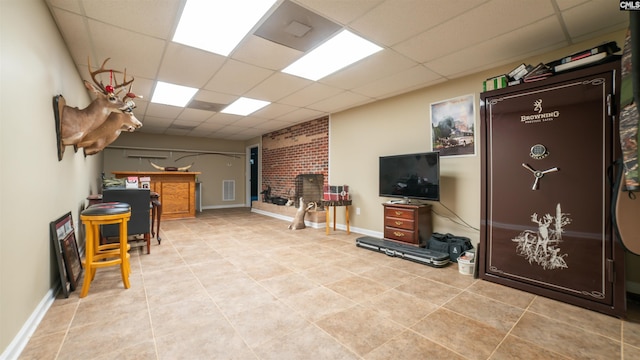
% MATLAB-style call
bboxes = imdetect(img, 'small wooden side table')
[322,200,351,235]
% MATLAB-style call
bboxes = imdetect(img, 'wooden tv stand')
[383,203,432,247]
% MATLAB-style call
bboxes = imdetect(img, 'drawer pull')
[394,221,403,226]
[394,211,404,216]
[393,231,404,237]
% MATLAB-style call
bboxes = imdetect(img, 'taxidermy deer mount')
[53,57,141,160]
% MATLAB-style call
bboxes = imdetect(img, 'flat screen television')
[379,152,440,201]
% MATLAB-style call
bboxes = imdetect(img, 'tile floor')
[19,208,640,359]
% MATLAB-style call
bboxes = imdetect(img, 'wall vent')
[223,180,235,201]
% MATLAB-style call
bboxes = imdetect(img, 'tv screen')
[379,152,440,201]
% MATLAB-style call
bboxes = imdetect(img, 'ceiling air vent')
[187,100,227,112]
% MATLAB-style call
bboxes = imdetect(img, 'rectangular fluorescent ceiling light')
[221,97,270,116]
[151,81,198,107]
[282,30,383,81]
[173,0,277,56]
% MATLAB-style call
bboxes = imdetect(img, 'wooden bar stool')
[80,203,131,298]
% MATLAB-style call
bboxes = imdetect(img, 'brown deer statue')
[53,57,134,160]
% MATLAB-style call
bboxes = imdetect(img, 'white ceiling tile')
[214,125,246,135]
[51,9,92,65]
[275,107,327,123]
[231,116,269,127]
[192,90,236,105]
[349,0,486,46]
[203,59,274,96]
[253,119,297,131]
[555,0,590,11]
[177,108,214,122]
[245,72,312,102]
[293,0,385,25]
[561,0,629,41]
[193,122,226,132]
[207,113,243,126]
[48,0,82,13]
[279,82,344,107]
[141,116,174,128]
[82,0,181,38]
[252,103,298,118]
[157,43,226,88]
[354,65,444,98]
[232,35,304,70]
[394,0,556,63]
[307,91,372,113]
[425,17,566,78]
[145,103,185,119]
[87,19,166,79]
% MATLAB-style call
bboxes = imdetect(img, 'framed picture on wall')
[430,94,476,157]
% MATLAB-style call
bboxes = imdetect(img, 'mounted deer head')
[77,82,142,156]
[54,57,134,160]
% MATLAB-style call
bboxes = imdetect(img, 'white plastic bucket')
[458,251,475,275]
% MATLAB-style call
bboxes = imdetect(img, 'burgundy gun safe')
[479,59,626,317]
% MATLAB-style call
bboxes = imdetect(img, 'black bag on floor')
[427,233,473,262]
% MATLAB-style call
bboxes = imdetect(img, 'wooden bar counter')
[113,171,200,220]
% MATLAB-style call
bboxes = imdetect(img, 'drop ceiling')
[44,0,629,141]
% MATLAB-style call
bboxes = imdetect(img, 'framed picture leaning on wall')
[50,212,83,297]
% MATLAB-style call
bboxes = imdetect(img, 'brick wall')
[262,116,329,199]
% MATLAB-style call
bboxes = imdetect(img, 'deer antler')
[87,57,134,96]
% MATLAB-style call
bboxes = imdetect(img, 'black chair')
[101,188,151,254]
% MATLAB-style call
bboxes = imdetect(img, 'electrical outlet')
[356,207,361,215]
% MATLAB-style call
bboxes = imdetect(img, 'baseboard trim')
[1,287,57,360]
[250,208,324,229]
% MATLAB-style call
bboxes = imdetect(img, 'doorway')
[246,144,259,207]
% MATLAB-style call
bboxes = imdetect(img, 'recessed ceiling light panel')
[151,81,198,107]
[282,30,383,81]
[222,97,271,116]
[173,0,277,56]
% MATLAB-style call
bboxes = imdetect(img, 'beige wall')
[329,29,640,291]
[1,0,103,356]
[103,132,253,208]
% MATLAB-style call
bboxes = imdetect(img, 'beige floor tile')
[395,277,461,306]
[18,209,633,359]
[258,271,320,298]
[510,311,621,360]
[466,279,535,309]
[325,275,390,303]
[225,300,309,348]
[412,308,506,360]
[364,330,466,360]
[281,286,356,322]
[489,335,571,360]
[361,288,438,327]
[316,305,406,356]
[253,324,359,360]
[18,331,66,360]
[444,291,525,332]
[528,296,622,339]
